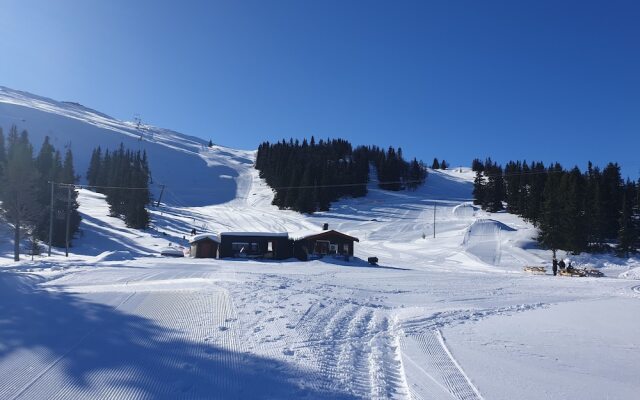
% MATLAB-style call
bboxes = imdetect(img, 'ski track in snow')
[397,304,546,400]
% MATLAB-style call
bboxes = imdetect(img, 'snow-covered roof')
[289,229,360,242]
[288,230,324,241]
[190,233,220,243]
[220,232,289,238]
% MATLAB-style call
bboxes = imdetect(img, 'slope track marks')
[12,287,246,399]
[296,302,410,399]
[399,304,547,400]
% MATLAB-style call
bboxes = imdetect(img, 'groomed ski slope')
[1,88,640,399]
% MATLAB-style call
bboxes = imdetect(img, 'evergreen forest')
[471,158,640,256]
[255,137,428,213]
[87,144,152,229]
[0,126,81,260]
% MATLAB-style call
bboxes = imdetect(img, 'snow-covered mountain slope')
[0,86,243,206]
[1,87,639,400]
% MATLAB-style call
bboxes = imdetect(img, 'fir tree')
[33,137,60,242]
[538,168,565,256]
[617,181,637,257]
[0,127,6,182]
[471,158,484,172]
[86,146,102,186]
[431,158,440,169]
[0,127,40,261]
[472,170,485,206]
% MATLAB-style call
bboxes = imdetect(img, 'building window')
[267,241,273,251]
[232,242,248,252]
[343,243,349,253]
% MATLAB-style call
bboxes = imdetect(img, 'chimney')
[322,223,329,231]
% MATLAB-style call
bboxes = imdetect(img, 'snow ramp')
[452,203,478,219]
[463,219,515,266]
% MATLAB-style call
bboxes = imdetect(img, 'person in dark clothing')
[552,258,558,276]
[190,228,197,236]
[566,260,574,272]
[558,259,566,271]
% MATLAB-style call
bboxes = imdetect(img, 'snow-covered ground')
[1,87,639,399]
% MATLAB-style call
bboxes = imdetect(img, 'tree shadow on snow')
[0,272,359,399]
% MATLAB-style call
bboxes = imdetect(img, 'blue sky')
[1,0,638,178]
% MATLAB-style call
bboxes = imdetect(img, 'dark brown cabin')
[218,232,292,259]
[293,230,359,261]
[190,234,220,258]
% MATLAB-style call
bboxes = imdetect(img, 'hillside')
[1,87,639,400]
[0,86,239,206]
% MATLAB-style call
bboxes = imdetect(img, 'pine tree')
[560,168,588,254]
[472,170,486,206]
[432,158,440,169]
[617,181,637,257]
[0,128,40,260]
[33,137,59,242]
[538,168,564,255]
[600,163,623,239]
[440,160,448,170]
[584,162,603,247]
[86,146,102,186]
[295,166,315,213]
[0,127,6,182]
[58,148,81,244]
[471,158,483,172]
[208,139,213,148]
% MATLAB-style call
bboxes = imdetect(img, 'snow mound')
[463,219,516,266]
[93,251,135,262]
[619,266,640,280]
[464,219,515,241]
[452,203,478,218]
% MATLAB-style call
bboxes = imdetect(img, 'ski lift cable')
[53,182,161,190]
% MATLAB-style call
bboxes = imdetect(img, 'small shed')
[190,233,220,258]
[292,230,359,260]
[219,232,292,259]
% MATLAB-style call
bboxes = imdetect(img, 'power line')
[54,182,158,190]
[49,166,586,196]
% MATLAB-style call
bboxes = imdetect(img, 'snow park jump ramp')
[463,219,516,266]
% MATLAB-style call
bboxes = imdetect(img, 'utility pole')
[65,185,72,257]
[433,201,437,238]
[156,184,165,207]
[48,181,54,256]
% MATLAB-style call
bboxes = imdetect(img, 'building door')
[314,240,330,255]
[198,242,212,258]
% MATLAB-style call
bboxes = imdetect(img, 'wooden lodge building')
[291,230,359,261]
[219,232,292,259]
[187,227,359,261]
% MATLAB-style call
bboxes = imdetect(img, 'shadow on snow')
[0,272,358,399]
